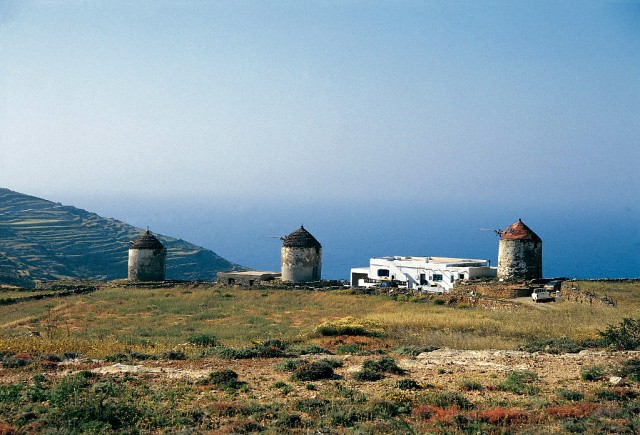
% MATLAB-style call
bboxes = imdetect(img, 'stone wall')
[128,248,166,282]
[497,239,542,280]
[281,246,322,283]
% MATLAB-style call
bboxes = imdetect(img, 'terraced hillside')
[0,188,243,286]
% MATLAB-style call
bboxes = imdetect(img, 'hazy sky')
[1,1,639,209]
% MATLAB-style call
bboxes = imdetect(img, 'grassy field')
[0,280,638,357]
[1,280,640,434]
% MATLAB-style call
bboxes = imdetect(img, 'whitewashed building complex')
[350,256,497,292]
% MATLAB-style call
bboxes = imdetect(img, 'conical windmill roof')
[500,219,541,242]
[130,230,165,249]
[282,226,321,248]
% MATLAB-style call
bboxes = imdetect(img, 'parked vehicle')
[532,288,554,302]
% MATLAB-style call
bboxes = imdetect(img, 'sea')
[77,195,640,281]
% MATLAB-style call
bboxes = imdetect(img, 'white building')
[350,256,497,292]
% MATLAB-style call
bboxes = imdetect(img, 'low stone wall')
[560,282,616,307]
[453,281,532,299]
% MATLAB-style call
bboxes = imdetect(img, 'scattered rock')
[609,376,625,386]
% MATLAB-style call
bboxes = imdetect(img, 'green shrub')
[460,380,483,391]
[274,359,306,372]
[214,340,289,359]
[288,344,329,355]
[425,391,474,410]
[294,398,329,414]
[292,361,335,382]
[362,356,406,375]
[558,388,585,401]
[596,388,638,401]
[276,413,303,428]
[315,317,384,337]
[497,371,539,395]
[50,372,91,406]
[397,379,421,390]
[317,358,344,368]
[580,365,606,381]
[188,333,218,347]
[520,337,586,354]
[2,354,32,369]
[599,318,640,350]
[618,358,640,382]
[163,350,186,360]
[199,370,246,391]
[213,346,258,359]
[353,367,384,382]
[368,400,410,417]
[0,382,23,403]
[433,298,445,305]
[335,344,363,354]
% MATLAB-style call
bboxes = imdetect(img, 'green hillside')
[0,188,243,286]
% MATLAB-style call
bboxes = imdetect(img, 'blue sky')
[2,1,638,208]
[0,1,639,277]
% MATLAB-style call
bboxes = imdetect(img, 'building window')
[433,274,443,282]
[377,269,390,277]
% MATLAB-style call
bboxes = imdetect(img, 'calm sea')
[80,196,640,280]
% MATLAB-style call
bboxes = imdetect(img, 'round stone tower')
[281,226,322,283]
[497,219,542,280]
[128,230,167,282]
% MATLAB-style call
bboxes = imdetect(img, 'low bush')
[460,380,484,391]
[425,391,474,410]
[520,337,586,354]
[287,344,329,356]
[315,317,384,337]
[187,333,218,347]
[580,365,606,381]
[0,382,23,403]
[335,344,363,354]
[162,350,186,360]
[353,356,406,382]
[292,361,335,382]
[596,387,638,402]
[558,388,585,401]
[497,371,539,395]
[273,359,306,372]
[199,370,246,391]
[599,318,640,350]
[213,340,290,359]
[362,356,406,375]
[397,379,422,390]
[618,358,640,382]
[368,399,411,417]
[353,367,384,382]
[294,398,329,414]
[276,413,303,429]
[2,354,32,369]
[317,358,344,368]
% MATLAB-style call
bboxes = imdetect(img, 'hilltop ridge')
[0,188,243,287]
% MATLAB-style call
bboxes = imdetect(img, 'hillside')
[0,188,243,286]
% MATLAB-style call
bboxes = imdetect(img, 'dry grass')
[0,281,638,356]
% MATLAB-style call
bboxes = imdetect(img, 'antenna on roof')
[268,236,285,241]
